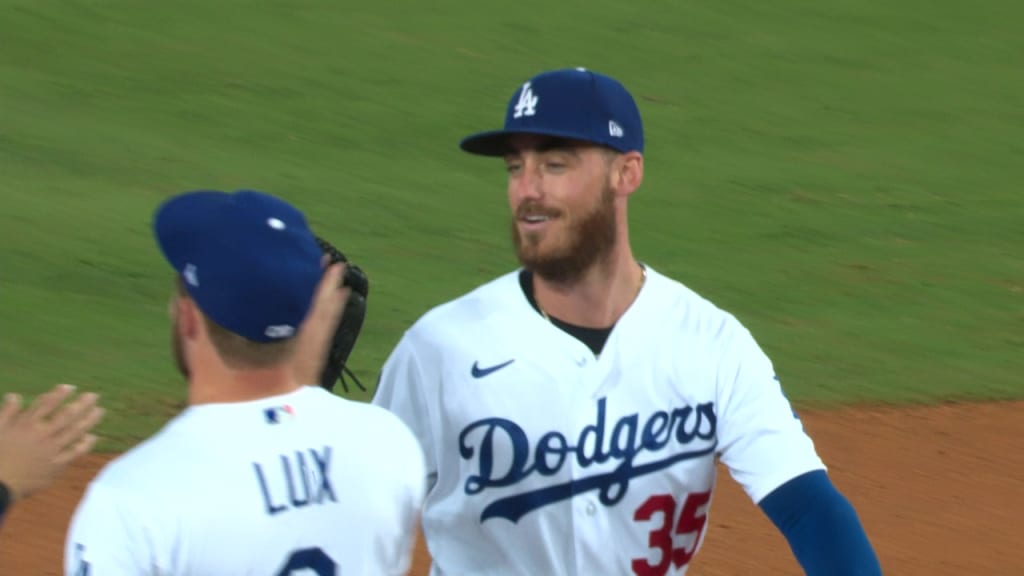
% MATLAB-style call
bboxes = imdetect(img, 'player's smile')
[516,203,561,235]
[517,213,555,234]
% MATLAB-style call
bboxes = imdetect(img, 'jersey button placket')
[571,352,600,575]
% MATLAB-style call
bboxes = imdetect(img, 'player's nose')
[509,161,543,201]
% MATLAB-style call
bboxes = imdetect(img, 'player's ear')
[175,296,202,341]
[170,277,200,339]
[609,151,643,197]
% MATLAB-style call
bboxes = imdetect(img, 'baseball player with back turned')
[372,68,882,575]
[65,190,425,575]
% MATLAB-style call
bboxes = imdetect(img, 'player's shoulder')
[90,388,423,489]
[84,412,193,494]
[312,387,419,442]
[644,265,751,343]
[311,389,426,471]
[402,269,522,341]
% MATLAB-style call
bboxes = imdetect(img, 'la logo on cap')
[513,82,538,118]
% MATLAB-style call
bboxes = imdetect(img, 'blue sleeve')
[759,470,882,575]
[0,480,10,528]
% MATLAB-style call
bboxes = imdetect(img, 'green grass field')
[1,0,1021,451]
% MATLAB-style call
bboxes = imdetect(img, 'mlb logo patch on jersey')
[264,404,295,424]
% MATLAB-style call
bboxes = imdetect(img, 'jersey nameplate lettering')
[458,397,718,523]
[253,446,337,515]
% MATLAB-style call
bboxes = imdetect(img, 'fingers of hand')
[0,392,23,427]
[334,285,353,314]
[312,263,351,322]
[53,433,99,468]
[290,263,351,384]
[53,401,105,450]
[321,262,346,296]
[43,391,100,441]
[25,383,76,424]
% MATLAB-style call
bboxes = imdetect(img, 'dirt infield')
[2,400,1021,574]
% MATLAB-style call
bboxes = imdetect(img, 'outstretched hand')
[0,384,105,502]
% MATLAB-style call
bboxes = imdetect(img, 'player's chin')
[517,237,569,266]
[516,225,563,253]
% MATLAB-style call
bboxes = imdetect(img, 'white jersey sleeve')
[378,421,428,576]
[714,319,826,504]
[64,482,153,575]
[373,331,437,490]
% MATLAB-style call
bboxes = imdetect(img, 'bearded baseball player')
[65,190,425,575]
[372,68,882,575]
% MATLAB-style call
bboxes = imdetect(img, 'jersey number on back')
[276,547,336,576]
[631,491,712,576]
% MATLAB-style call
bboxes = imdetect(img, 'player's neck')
[533,247,645,329]
[187,363,303,406]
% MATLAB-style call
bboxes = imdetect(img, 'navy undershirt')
[518,270,612,355]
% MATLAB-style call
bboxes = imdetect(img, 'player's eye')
[505,163,523,174]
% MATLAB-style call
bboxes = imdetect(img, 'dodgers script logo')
[458,398,718,523]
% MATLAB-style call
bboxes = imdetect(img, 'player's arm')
[372,330,437,492]
[384,419,429,576]
[64,482,150,575]
[713,320,880,575]
[759,469,881,575]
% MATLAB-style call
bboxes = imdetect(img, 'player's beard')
[171,317,190,380]
[512,182,616,284]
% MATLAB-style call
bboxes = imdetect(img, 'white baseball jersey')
[372,266,826,576]
[65,385,425,576]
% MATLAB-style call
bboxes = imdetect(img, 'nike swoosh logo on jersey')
[471,359,515,378]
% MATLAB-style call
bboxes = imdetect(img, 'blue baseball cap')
[459,67,644,157]
[153,189,324,343]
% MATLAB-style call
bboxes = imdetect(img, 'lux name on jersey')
[458,398,718,523]
[253,446,336,515]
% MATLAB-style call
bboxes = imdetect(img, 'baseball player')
[373,68,881,575]
[0,383,104,528]
[65,190,426,575]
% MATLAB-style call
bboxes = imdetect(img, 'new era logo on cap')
[459,67,644,157]
[264,325,295,339]
[154,189,324,344]
[183,263,199,287]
